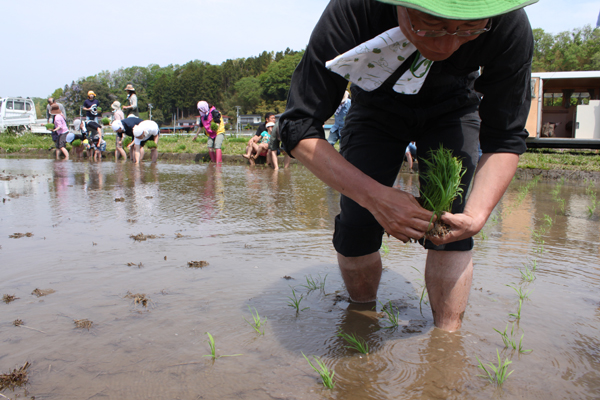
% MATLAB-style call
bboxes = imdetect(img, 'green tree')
[259,51,304,101]
[235,77,262,112]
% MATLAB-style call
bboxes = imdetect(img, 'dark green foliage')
[419,146,466,221]
[533,25,600,72]
[45,123,54,130]
[122,137,132,148]
[71,139,82,147]
[101,117,110,125]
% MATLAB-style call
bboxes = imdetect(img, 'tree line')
[40,25,599,125]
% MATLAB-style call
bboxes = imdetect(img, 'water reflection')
[0,160,599,400]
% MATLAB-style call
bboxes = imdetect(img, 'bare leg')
[337,251,382,303]
[271,150,279,170]
[406,152,413,171]
[283,154,291,168]
[151,148,158,163]
[425,250,473,332]
[60,147,69,160]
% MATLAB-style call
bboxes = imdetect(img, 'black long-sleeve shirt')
[279,0,533,155]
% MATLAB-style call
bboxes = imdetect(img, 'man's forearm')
[463,152,519,229]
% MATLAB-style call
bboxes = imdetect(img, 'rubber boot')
[209,149,216,162]
[216,149,223,163]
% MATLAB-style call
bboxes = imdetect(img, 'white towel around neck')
[326,27,433,95]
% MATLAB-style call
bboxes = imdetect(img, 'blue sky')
[1,0,598,98]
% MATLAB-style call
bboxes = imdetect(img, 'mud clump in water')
[0,362,30,391]
[175,233,185,238]
[9,232,33,239]
[145,196,153,199]
[3,294,19,304]
[125,292,152,308]
[74,319,93,330]
[31,288,55,297]
[130,233,157,241]
[126,262,144,268]
[282,276,294,280]
[188,261,209,268]
[114,197,125,202]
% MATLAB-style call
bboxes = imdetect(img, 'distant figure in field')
[82,91,100,123]
[132,120,160,164]
[196,101,225,163]
[112,116,144,162]
[46,98,66,123]
[49,104,69,160]
[123,84,139,117]
[327,90,351,147]
[111,101,127,160]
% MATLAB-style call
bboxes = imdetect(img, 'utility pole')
[235,106,241,137]
[148,103,153,120]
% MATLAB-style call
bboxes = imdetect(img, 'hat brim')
[378,0,538,19]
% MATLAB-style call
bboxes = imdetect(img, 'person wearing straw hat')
[279,0,538,331]
[49,103,69,160]
[111,101,127,160]
[83,91,101,123]
[132,120,160,164]
[123,84,139,117]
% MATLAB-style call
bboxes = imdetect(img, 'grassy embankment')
[1,132,599,171]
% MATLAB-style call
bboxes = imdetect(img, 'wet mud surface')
[1,159,599,399]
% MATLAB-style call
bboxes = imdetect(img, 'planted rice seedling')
[380,240,390,255]
[302,353,335,389]
[506,283,532,301]
[477,349,514,387]
[493,323,530,353]
[336,329,369,354]
[379,300,401,329]
[203,332,242,360]
[287,287,309,313]
[244,306,267,335]
[509,299,523,320]
[301,274,327,293]
[519,263,536,282]
[410,266,428,314]
[419,145,466,237]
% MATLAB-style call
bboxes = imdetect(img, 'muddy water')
[1,158,599,400]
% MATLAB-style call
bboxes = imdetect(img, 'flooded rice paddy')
[1,158,599,399]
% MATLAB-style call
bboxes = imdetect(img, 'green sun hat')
[378,0,538,20]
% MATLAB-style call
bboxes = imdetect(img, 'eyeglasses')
[407,12,492,37]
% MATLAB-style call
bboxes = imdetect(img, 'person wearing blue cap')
[279,0,538,331]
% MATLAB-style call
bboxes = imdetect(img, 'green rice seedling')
[506,283,532,301]
[519,264,536,282]
[479,231,488,240]
[301,274,327,293]
[287,287,309,313]
[380,240,390,255]
[517,334,532,354]
[101,117,110,125]
[410,266,428,314]
[509,299,523,320]
[336,329,369,354]
[146,141,158,149]
[493,323,517,349]
[542,214,553,227]
[202,332,242,359]
[419,145,467,227]
[379,300,401,329]
[71,139,82,147]
[244,306,267,335]
[302,353,335,389]
[122,137,132,148]
[476,349,514,387]
[45,123,55,130]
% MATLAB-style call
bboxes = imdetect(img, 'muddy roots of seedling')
[13,319,23,327]
[9,232,33,239]
[74,319,93,330]
[125,292,152,308]
[3,294,19,304]
[188,261,209,268]
[31,288,55,297]
[130,233,157,241]
[0,362,30,391]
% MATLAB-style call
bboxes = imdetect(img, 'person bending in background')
[112,116,144,161]
[111,101,127,160]
[196,101,225,163]
[132,120,160,164]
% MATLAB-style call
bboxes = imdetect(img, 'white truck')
[0,97,38,133]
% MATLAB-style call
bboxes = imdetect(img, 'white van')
[0,97,38,132]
